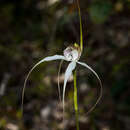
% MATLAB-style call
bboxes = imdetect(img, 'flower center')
[63,45,81,61]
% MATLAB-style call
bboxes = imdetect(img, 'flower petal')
[22,55,65,113]
[77,61,102,114]
[63,61,76,115]
[58,60,64,103]
[43,55,65,61]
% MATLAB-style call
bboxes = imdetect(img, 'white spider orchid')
[21,1,102,130]
[22,43,102,115]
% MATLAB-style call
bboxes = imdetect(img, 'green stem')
[73,70,79,130]
[76,0,83,52]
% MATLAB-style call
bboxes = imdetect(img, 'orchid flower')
[22,1,102,129]
[22,43,102,116]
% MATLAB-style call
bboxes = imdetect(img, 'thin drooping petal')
[63,61,76,116]
[58,60,64,103]
[22,55,65,114]
[77,61,103,115]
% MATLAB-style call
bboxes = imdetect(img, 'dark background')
[0,0,130,130]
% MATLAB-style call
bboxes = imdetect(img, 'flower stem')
[73,70,79,130]
[76,0,83,52]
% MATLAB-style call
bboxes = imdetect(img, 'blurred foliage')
[0,0,130,130]
[89,0,113,24]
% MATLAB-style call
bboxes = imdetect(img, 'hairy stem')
[73,70,79,130]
